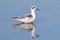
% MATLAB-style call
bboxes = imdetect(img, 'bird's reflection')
[13,22,39,39]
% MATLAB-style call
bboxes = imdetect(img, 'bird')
[13,6,40,23]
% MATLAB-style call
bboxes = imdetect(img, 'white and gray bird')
[13,6,39,23]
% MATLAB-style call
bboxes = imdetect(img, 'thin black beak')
[36,8,40,10]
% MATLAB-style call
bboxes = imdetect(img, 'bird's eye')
[32,7,35,9]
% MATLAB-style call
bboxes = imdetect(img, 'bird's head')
[31,6,40,11]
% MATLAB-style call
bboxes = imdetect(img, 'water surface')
[0,0,60,40]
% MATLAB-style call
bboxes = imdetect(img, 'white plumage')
[13,6,39,23]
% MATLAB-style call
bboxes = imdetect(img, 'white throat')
[31,9,35,18]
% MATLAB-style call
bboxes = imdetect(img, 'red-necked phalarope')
[13,6,40,23]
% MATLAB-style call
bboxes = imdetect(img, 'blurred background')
[0,0,60,40]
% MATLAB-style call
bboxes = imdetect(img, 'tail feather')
[13,17,19,20]
[13,17,19,19]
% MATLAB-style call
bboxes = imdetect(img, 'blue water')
[0,0,60,40]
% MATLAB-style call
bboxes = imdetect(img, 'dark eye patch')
[32,7,35,9]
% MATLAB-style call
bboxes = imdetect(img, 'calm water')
[0,0,60,40]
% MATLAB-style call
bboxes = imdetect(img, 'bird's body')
[13,6,39,23]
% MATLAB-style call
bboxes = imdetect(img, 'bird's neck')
[31,9,35,18]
